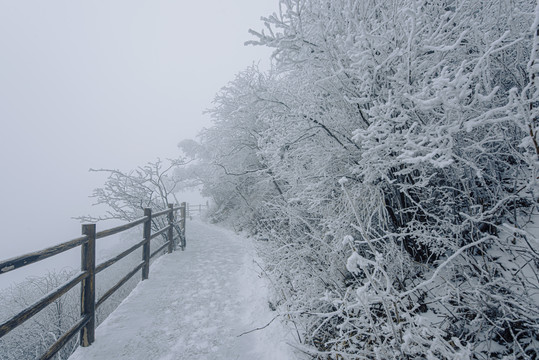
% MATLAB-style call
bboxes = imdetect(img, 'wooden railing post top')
[82,224,96,235]
[144,208,152,216]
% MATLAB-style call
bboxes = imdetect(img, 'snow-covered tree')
[185,0,539,358]
[79,158,187,232]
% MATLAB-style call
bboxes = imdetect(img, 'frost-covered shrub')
[184,0,539,358]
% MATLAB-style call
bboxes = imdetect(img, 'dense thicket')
[181,0,539,358]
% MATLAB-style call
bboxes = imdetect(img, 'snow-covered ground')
[69,220,301,360]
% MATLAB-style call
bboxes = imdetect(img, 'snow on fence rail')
[0,202,187,360]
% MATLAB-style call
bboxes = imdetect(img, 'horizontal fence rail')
[0,236,88,275]
[186,202,209,219]
[0,202,187,360]
[95,216,148,239]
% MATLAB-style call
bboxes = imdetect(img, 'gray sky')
[0,1,276,274]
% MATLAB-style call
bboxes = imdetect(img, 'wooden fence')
[187,202,209,219]
[0,202,187,360]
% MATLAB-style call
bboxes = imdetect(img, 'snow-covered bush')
[0,270,80,360]
[182,0,539,358]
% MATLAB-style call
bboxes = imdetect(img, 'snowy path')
[69,220,298,360]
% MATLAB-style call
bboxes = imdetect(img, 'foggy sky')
[0,1,276,284]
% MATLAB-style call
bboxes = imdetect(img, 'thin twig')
[236,315,280,337]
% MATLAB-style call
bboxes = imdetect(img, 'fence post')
[142,208,152,280]
[180,202,186,250]
[80,224,96,347]
[167,203,174,252]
